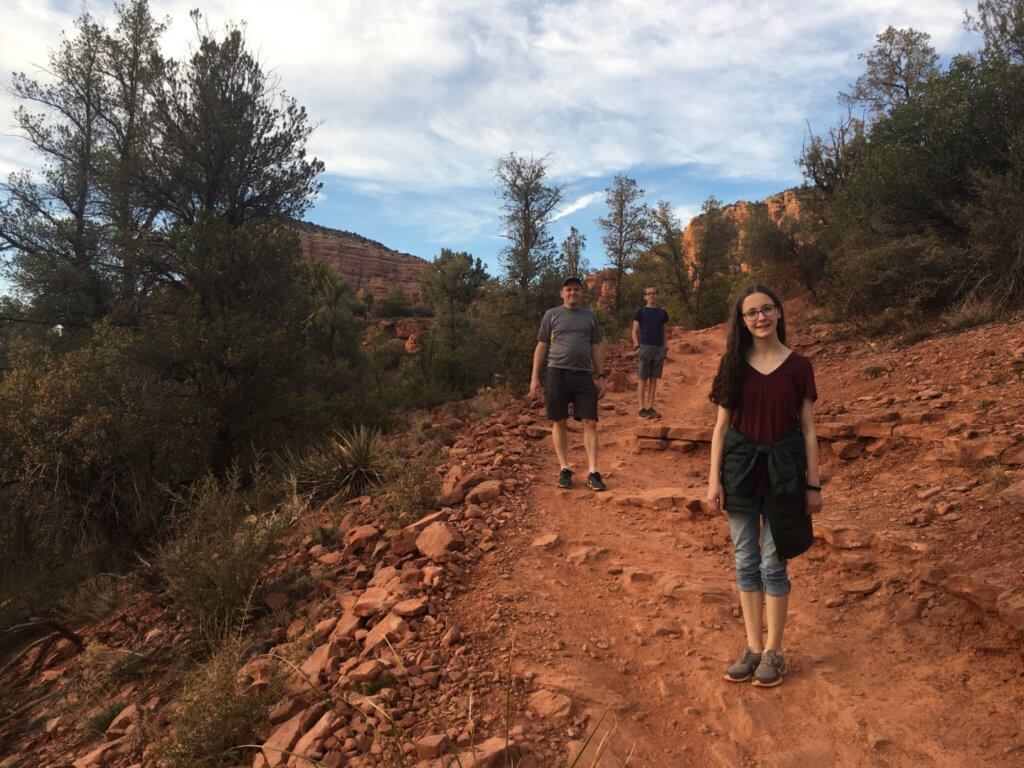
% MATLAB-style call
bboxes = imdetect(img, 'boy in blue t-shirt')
[631,287,670,419]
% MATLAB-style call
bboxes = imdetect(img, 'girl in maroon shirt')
[706,284,822,688]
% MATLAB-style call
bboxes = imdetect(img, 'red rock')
[816,422,856,440]
[466,479,503,504]
[328,612,361,643]
[368,565,400,588]
[455,737,523,768]
[317,551,343,566]
[392,598,428,617]
[257,707,324,768]
[1000,441,1024,466]
[636,425,668,439]
[528,689,573,722]
[345,525,379,550]
[996,589,1024,631]
[525,425,549,438]
[105,703,140,738]
[298,641,341,686]
[406,509,449,532]
[944,573,1001,612]
[347,659,386,684]
[531,533,561,549]
[297,224,426,300]
[73,738,127,768]
[853,421,894,439]
[842,580,880,597]
[287,710,340,767]
[416,522,465,561]
[415,733,449,759]
[999,479,1024,507]
[954,436,1014,467]
[363,613,408,655]
[819,526,874,549]
[354,587,391,617]
[834,440,864,459]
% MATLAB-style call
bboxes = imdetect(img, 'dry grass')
[153,640,278,768]
[155,466,286,650]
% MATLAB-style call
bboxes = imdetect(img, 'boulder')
[287,710,339,767]
[528,689,573,722]
[466,479,503,504]
[416,522,465,561]
[363,613,408,655]
[354,587,391,618]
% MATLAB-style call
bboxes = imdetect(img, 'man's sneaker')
[557,468,573,489]
[647,408,662,419]
[752,650,785,688]
[638,408,651,419]
[723,648,762,683]
[586,472,607,492]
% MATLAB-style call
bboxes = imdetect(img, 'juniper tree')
[597,174,648,312]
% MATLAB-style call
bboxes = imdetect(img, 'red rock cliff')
[296,222,429,299]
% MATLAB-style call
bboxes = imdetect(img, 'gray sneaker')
[723,648,762,683]
[752,650,785,688]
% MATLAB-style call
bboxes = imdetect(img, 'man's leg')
[551,419,570,469]
[648,377,658,410]
[636,377,647,413]
[582,419,599,473]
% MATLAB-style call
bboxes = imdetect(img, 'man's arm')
[591,343,606,399]
[529,342,548,397]
[631,320,640,348]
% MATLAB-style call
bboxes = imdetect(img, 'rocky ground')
[3,309,1024,768]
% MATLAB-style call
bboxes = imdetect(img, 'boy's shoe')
[586,472,607,491]
[557,468,573,489]
[647,408,662,419]
[723,648,762,683]
[752,650,785,688]
[638,408,651,419]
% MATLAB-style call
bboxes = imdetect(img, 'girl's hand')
[706,480,725,514]
[806,488,823,516]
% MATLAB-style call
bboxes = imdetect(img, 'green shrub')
[291,426,387,505]
[155,467,286,649]
[374,447,443,527]
[87,702,125,735]
[154,641,278,768]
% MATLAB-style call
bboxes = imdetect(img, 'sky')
[0,0,981,286]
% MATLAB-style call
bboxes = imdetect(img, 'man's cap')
[562,276,583,287]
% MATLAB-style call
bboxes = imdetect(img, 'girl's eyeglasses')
[742,304,778,321]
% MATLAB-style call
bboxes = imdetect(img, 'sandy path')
[452,327,1024,768]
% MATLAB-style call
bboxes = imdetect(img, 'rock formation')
[296,222,428,300]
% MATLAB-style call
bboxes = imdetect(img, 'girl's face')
[741,292,780,341]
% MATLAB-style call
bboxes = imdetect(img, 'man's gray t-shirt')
[537,305,603,372]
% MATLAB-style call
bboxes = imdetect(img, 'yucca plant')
[296,426,387,505]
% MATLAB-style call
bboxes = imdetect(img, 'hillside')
[3,307,1023,767]
[296,223,429,299]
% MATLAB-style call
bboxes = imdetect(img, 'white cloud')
[553,191,602,221]
[0,0,978,190]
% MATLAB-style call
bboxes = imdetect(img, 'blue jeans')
[726,496,791,597]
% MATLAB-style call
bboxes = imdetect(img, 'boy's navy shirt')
[634,306,669,346]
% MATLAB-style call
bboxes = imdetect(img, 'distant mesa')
[296,221,428,299]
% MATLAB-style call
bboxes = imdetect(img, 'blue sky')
[1,0,980,287]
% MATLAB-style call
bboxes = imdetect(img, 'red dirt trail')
[452,318,1024,768]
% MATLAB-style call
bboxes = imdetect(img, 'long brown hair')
[709,284,787,408]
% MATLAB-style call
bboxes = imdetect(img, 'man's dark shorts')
[545,367,599,422]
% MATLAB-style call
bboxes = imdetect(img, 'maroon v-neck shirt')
[731,351,817,444]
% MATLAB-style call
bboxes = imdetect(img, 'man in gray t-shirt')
[529,277,607,491]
